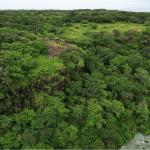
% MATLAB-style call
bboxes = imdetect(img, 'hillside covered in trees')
[0,8,150,149]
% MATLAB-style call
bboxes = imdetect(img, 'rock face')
[118,131,150,150]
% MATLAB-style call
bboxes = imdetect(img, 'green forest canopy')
[0,8,150,149]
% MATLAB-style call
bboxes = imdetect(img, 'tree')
[135,103,149,124]
[68,10,77,18]
[81,97,106,132]
[92,138,105,149]
[111,100,125,119]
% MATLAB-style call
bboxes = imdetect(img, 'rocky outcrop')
[118,131,150,149]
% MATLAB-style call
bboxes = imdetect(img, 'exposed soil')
[42,38,77,59]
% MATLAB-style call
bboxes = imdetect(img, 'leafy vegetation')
[0,8,150,149]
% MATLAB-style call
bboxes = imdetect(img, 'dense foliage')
[0,8,150,149]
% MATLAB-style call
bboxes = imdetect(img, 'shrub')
[88,23,93,26]
[81,20,89,24]
[111,20,116,23]
[112,29,121,37]
[103,26,109,29]
[82,24,87,27]
[91,24,97,29]
[47,33,55,39]
[63,23,67,27]
[144,21,150,26]
[82,30,91,36]
[28,41,49,54]
[56,28,66,35]
[75,26,80,29]
[66,23,73,27]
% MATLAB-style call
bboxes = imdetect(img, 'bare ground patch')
[42,38,78,59]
